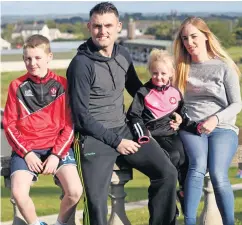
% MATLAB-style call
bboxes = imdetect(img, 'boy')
[3,34,82,225]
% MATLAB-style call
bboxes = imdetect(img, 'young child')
[3,34,82,225]
[127,49,188,215]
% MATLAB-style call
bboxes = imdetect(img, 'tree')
[145,22,174,40]
[207,20,236,48]
[234,27,242,40]
[2,24,15,42]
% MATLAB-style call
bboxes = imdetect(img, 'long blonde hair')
[173,16,241,94]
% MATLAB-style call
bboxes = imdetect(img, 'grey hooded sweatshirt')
[67,38,143,148]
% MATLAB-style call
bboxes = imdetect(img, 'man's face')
[88,12,122,50]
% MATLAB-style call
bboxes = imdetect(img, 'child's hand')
[42,154,60,175]
[170,112,182,130]
[173,112,182,124]
[25,152,43,173]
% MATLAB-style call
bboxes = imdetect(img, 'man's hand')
[170,112,182,130]
[25,152,43,173]
[42,154,60,175]
[117,139,141,155]
[198,116,218,135]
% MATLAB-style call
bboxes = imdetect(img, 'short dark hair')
[89,2,119,18]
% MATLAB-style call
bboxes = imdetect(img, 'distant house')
[118,29,144,39]
[49,28,62,41]
[49,29,76,40]
[1,37,11,50]
[12,23,50,41]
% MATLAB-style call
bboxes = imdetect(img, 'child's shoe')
[40,222,48,225]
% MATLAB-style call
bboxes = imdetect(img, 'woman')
[173,17,241,225]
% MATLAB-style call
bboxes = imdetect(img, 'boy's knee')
[11,188,30,204]
[65,187,82,204]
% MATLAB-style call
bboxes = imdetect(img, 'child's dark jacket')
[127,80,184,138]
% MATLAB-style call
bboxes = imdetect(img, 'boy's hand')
[42,155,60,175]
[170,112,182,130]
[117,139,140,155]
[25,152,43,173]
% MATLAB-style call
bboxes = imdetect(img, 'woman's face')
[181,23,208,58]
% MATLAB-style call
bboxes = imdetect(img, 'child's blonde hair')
[23,34,51,54]
[147,48,175,79]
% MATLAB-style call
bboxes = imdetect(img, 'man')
[67,2,178,225]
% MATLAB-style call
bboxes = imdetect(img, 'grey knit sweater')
[184,58,242,134]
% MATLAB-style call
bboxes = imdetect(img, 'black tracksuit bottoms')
[77,124,178,225]
[153,134,188,191]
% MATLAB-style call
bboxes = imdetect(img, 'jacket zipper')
[40,78,44,103]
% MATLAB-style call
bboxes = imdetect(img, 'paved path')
[1,199,149,225]
[1,59,72,72]
[1,60,145,73]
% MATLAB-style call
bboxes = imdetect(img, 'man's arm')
[66,56,122,149]
[119,46,143,97]
[125,63,143,97]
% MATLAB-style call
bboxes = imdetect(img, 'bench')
[1,108,133,225]
[0,156,133,225]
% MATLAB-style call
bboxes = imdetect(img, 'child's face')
[23,47,53,78]
[150,62,173,87]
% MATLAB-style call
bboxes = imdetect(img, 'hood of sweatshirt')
[77,38,119,62]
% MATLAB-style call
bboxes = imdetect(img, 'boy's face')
[150,62,173,87]
[23,47,53,78]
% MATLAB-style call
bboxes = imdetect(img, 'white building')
[49,28,62,41]
[12,23,50,41]
[0,37,11,50]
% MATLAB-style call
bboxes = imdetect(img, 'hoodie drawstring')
[105,62,116,89]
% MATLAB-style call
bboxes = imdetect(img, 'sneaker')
[176,205,180,217]
[177,190,185,215]
[40,222,48,225]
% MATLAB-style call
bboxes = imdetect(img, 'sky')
[1,0,242,16]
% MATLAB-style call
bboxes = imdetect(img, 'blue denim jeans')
[179,128,238,225]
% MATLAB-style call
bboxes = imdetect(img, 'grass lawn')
[1,168,242,222]
[1,47,242,222]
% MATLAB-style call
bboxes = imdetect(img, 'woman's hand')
[198,116,218,134]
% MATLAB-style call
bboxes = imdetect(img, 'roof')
[13,24,46,33]
[123,39,172,48]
